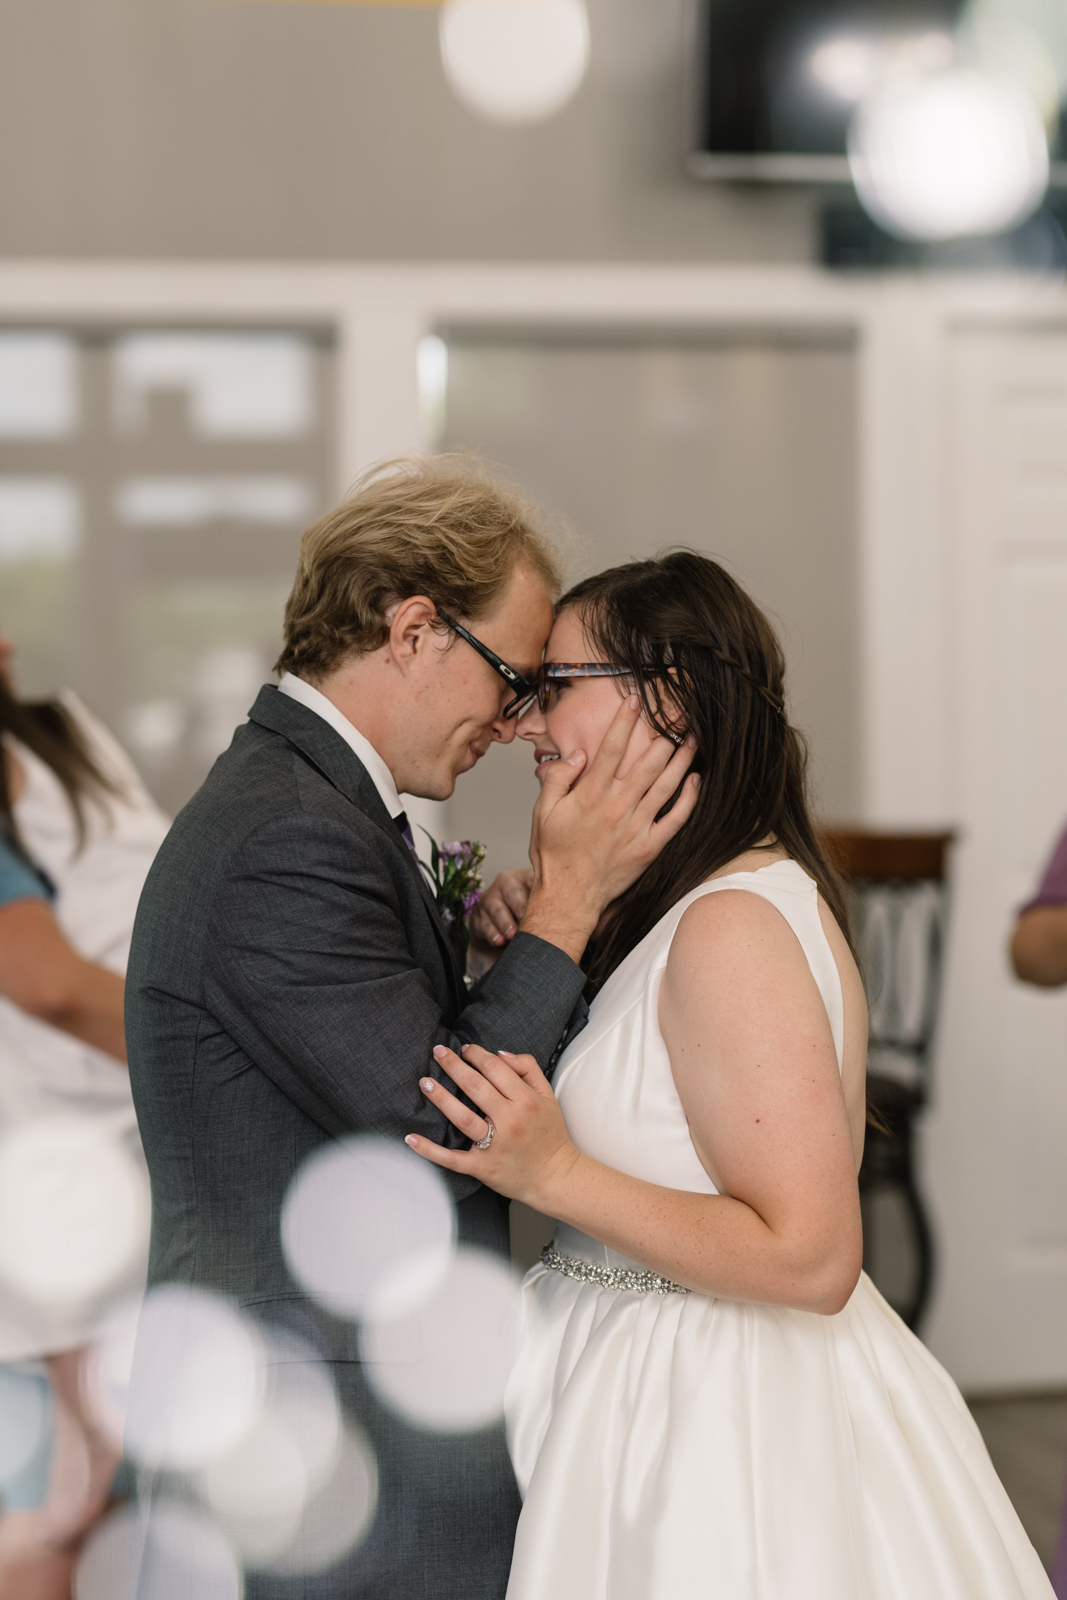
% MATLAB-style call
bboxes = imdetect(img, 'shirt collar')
[277,672,403,821]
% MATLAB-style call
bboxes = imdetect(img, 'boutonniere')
[419,833,486,972]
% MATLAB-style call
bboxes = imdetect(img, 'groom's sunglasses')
[436,609,628,719]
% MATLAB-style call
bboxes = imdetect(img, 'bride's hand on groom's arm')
[406,1042,580,1211]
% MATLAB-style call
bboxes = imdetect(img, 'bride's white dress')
[504,861,1052,1600]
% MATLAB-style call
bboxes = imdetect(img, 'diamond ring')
[473,1118,495,1150]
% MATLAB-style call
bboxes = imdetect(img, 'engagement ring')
[473,1118,495,1150]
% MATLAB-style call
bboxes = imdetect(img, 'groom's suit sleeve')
[200,808,587,1181]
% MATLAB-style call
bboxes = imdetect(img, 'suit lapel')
[247,686,464,1011]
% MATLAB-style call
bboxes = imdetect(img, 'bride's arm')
[407,890,863,1316]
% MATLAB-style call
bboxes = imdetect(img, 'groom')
[125,459,692,1600]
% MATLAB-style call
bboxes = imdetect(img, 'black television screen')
[690,0,1064,180]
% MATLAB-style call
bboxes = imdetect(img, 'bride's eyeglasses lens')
[535,668,684,747]
[533,664,630,714]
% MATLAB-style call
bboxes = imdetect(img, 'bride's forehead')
[546,608,592,660]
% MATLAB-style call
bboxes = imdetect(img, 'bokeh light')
[0,1118,149,1306]
[360,1248,520,1432]
[196,1332,377,1574]
[123,1286,263,1470]
[962,0,1067,122]
[439,0,590,126]
[962,13,1060,129]
[258,1423,379,1578]
[281,1136,455,1323]
[849,67,1049,240]
[0,1363,51,1486]
[200,1412,308,1566]
[810,31,955,103]
[76,1502,242,1600]
[82,1293,142,1449]
[256,1335,342,1493]
[92,1302,379,1579]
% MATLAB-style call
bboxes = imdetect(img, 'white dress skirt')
[504,862,1053,1600]
[0,692,169,1361]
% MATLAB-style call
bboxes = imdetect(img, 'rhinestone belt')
[540,1244,690,1297]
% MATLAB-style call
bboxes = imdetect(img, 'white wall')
[0,0,821,263]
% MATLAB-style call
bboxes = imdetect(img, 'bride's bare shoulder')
[666,882,808,980]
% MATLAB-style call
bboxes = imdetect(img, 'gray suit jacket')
[125,685,587,1599]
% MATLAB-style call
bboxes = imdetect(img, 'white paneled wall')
[923,329,1067,1388]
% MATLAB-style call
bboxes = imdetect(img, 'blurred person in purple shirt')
[1011,823,1067,1597]
[1012,823,1067,988]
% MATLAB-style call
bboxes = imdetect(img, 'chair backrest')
[820,831,955,1100]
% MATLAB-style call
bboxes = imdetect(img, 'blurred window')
[113,333,314,438]
[0,334,78,438]
[0,480,81,561]
[117,477,313,528]
[438,329,859,875]
[0,328,334,813]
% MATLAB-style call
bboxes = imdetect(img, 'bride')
[405,550,1052,1600]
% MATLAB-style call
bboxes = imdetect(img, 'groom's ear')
[387,596,444,672]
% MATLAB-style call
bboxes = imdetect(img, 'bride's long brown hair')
[563,550,854,997]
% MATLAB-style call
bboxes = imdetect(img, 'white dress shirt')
[277,672,403,822]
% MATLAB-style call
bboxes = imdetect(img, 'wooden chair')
[820,830,955,1331]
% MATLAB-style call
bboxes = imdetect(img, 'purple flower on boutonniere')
[418,833,486,973]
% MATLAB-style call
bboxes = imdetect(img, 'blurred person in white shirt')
[0,638,168,1598]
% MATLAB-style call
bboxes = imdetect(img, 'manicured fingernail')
[691,773,701,787]
[492,932,503,945]
[499,1049,517,1059]
[566,750,584,766]
[686,734,696,748]
[432,1045,448,1061]
[420,1078,436,1094]
[405,1135,418,1148]
[629,695,640,709]
[461,1043,471,1054]
[505,925,515,937]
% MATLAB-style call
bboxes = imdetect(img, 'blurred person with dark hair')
[0,637,168,1598]
[1012,820,1067,988]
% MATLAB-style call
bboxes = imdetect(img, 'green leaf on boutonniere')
[417,830,486,974]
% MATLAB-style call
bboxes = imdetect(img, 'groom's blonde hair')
[276,455,562,681]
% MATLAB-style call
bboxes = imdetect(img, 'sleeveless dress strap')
[672,862,845,1074]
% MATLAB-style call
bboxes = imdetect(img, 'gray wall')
[0,0,822,261]
[442,329,859,880]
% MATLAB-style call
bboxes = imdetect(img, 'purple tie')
[394,811,418,857]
